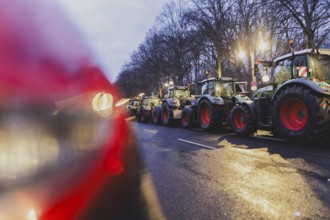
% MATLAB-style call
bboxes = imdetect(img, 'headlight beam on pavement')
[177,138,217,150]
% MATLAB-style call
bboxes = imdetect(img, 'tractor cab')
[309,50,330,84]
[126,98,141,116]
[272,49,330,85]
[255,49,330,98]
[201,77,235,97]
[141,93,162,108]
[127,99,141,108]
[166,86,190,101]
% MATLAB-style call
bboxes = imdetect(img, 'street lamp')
[237,48,258,91]
[236,36,269,92]
[238,50,246,59]
[258,39,268,51]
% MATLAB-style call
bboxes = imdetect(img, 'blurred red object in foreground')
[0,0,164,219]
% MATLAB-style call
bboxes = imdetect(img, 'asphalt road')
[130,120,330,220]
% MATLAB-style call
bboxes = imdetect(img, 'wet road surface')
[131,121,330,220]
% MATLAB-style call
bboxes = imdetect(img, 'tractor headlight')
[262,75,270,83]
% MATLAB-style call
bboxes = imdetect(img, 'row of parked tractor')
[127,48,330,141]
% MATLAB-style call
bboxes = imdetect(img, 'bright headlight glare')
[262,75,270,83]
[0,97,112,186]
[92,92,113,118]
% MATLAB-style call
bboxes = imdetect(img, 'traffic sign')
[251,81,257,91]
[251,81,257,86]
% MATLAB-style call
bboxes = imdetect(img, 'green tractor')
[230,48,330,140]
[152,86,194,125]
[126,98,141,116]
[181,77,250,130]
[136,92,162,123]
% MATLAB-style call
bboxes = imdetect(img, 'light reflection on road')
[204,139,329,219]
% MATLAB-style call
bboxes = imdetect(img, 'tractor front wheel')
[272,86,329,140]
[140,108,150,123]
[198,99,221,130]
[181,108,192,128]
[161,103,173,126]
[151,107,161,124]
[230,104,256,135]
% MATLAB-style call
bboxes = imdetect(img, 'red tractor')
[230,48,330,140]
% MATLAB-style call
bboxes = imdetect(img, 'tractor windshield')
[215,81,234,97]
[174,89,190,100]
[310,55,330,83]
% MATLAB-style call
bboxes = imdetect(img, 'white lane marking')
[143,129,158,134]
[253,135,286,142]
[177,138,217,150]
[191,128,203,131]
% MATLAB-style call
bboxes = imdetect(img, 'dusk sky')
[58,0,168,82]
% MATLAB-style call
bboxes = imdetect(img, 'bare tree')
[231,0,261,82]
[271,0,330,48]
[188,0,235,78]
[115,0,330,97]
[155,1,193,85]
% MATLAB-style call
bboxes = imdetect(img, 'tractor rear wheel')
[140,108,150,123]
[161,103,173,126]
[181,108,192,128]
[272,86,329,140]
[230,104,256,135]
[151,107,161,124]
[198,99,221,130]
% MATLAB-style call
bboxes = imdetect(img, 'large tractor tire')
[151,107,161,124]
[230,104,257,135]
[272,85,329,140]
[136,109,141,122]
[198,99,221,130]
[140,108,150,123]
[181,108,193,128]
[161,103,173,126]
